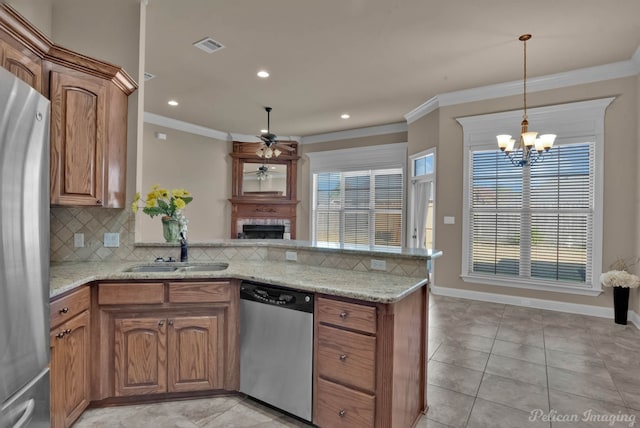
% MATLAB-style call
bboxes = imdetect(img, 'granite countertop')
[50,260,429,303]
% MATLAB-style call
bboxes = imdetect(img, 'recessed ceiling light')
[260,129,268,134]
[341,113,350,119]
[271,166,276,170]
[257,70,270,78]
[168,100,179,106]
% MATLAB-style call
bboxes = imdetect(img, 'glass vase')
[161,216,180,243]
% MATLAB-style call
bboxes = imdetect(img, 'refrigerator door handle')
[13,398,34,428]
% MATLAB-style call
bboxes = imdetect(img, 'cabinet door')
[50,310,91,428]
[0,39,42,92]
[114,317,167,396]
[50,70,107,206]
[167,314,223,392]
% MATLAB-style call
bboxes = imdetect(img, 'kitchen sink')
[180,263,229,272]
[123,263,229,273]
[124,265,179,273]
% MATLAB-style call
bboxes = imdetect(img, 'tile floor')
[75,294,640,427]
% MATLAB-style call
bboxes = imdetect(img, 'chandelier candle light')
[497,34,556,167]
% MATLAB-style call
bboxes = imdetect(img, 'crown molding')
[301,122,407,145]
[406,54,640,124]
[144,112,230,141]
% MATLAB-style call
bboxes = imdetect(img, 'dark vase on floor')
[613,286,630,325]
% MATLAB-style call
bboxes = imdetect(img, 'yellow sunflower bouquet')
[131,185,193,219]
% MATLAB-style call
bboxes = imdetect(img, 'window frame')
[457,98,613,296]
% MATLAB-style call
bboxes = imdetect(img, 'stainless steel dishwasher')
[240,281,314,422]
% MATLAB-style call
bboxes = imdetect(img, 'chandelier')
[497,34,556,167]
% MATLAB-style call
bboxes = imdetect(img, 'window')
[313,168,403,247]
[307,143,407,249]
[469,142,593,283]
[458,98,613,295]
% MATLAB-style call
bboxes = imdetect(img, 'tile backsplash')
[50,207,427,278]
[50,207,136,262]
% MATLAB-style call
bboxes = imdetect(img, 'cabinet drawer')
[98,283,164,305]
[315,377,375,428]
[317,297,376,334]
[317,325,376,392]
[168,281,230,303]
[50,286,90,329]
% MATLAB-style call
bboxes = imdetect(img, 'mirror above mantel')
[229,141,299,239]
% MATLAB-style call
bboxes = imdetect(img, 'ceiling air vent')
[143,72,155,81]
[193,37,225,54]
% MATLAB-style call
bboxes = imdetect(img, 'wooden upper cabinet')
[47,58,135,208]
[0,4,49,93]
[50,70,107,206]
[0,39,42,91]
[0,3,137,207]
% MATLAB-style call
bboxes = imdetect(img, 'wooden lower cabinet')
[50,310,91,428]
[168,315,223,392]
[114,317,167,396]
[114,312,225,397]
[314,287,429,428]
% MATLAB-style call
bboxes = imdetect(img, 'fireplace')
[241,224,285,239]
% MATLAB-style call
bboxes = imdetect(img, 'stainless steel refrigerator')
[0,67,51,427]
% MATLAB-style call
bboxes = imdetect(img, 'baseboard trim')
[430,285,640,330]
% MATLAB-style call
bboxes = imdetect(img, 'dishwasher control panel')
[240,281,314,313]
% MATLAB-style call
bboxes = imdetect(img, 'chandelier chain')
[523,36,527,119]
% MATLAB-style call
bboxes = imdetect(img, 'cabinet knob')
[59,307,69,314]
[338,409,346,417]
[339,311,348,319]
[168,320,174,326]
[63,328,71,335]
[339,354,347,361]
[55,332,65,339]
[158,320,164,327]
[96,199,102,205]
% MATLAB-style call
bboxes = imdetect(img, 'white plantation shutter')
[468,142,594,285]
[313,168,403,248]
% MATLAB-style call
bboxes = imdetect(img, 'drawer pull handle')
[339,354,347,361]
[158,320,164,327]
[63,328,71,335]
[55,332,65,339]
[338,409,346,417]
[59,307,69,314]
[339,311,348,319]
[168,319,174,326]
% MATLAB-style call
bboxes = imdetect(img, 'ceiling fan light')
[256,148,264,157]
[522,131,538,147]
[273,148,282,157]
[264,147,273,159]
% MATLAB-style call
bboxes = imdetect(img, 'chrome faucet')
[180,232,188,262]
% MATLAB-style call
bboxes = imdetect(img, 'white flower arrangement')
[600,270,640,288]
[600,257,640,288]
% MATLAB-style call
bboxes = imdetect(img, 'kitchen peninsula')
[50,241,440,428]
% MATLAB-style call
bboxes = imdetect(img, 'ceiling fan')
[243,164,271,181]
[255,106,295,158]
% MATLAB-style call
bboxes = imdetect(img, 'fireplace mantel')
[229,141,299,239]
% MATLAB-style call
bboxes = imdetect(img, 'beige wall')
[409,76,639,309]
[297,131,408,239]
[6,0,52,37]
[139,123,232,242]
